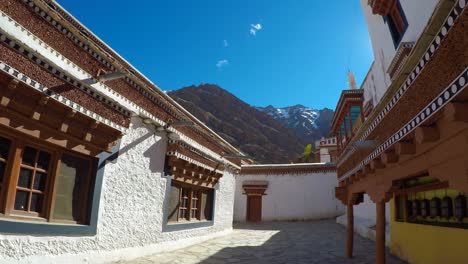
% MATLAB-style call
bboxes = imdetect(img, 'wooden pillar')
[346,203,354,258]
[376,201,386,264]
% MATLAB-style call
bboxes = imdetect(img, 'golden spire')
[347,70,357,90]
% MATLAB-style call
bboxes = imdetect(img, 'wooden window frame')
[394,180,468,229]
[169,181,213,223]
[0,128,95,225]
[9,144,54,220]
[190,189,201,220]
[384,0,408,48]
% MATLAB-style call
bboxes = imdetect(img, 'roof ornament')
[347,70,357,90]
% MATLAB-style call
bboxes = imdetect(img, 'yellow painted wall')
[390,201,468,264]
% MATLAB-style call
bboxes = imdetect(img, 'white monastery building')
[234,137,344,222]
[0,1,246,263]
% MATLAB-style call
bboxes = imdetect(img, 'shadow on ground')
[116,220,407,264]
[199,221,407,264]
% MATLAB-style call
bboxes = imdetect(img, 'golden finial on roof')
[347,70,357,90]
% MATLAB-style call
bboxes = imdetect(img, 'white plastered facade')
[0,117,236,264]
[234,171,344,222]
[359,0,440,105]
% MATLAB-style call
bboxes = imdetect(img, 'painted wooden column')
[346,202,354,258]
[376,201,386,264]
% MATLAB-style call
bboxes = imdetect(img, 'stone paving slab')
[115,220,407,264]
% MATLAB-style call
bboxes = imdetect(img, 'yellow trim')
[390,199,468,264]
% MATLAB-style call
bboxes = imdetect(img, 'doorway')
[246,195,262,222]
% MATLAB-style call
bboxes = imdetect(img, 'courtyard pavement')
[115,220,407,264]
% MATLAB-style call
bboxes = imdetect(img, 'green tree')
[303,144,313,159]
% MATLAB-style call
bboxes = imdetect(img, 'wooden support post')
[415,126,439,144]
[346,202,354,259]
[376,201,386,264]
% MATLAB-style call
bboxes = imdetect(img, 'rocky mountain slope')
[168,84,305,164]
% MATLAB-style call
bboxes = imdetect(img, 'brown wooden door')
[246,195,262,222]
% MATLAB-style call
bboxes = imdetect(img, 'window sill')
[163,219,214,232]
[0,217,95,237]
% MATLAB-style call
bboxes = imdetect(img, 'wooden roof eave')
[330,90,364,133]
[0,71,122,156]
[32,0,243,158]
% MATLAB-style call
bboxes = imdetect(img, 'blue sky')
[57,0,374,109]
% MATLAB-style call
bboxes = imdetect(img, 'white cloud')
[224,39,228,47]
[250,23,262,36]
[252,23,262,30]
[216,59,229,69]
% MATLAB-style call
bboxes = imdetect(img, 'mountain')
[168,84,305,164]
[256,105,334,145]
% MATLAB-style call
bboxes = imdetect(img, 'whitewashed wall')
[319,148,332,163]
[359,0,439,104]
[234,171,344,222]
[0,117,236,264]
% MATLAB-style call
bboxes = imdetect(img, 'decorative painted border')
[23,0,184,121]
[0,61,127,132]
[0,10,242,168]
[0,15,131,117]
[387,42,414,80]
[361,0,465,141]
[166,151,224,174]
[341,68,468,181]
[23,0,242,157]
[337,0,466,167]
[168,139,226,165]
[241,164,336,175]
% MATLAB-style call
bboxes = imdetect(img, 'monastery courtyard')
[116,220,406,264]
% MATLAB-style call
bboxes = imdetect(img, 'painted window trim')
[162,177,216,232]
[0,143,120,236]
[383,0,408,48]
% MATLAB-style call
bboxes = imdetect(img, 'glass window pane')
[201,190,213,220]
[22,147,37,166]
[0,137,11,160]
[37,151,51,170]
[167,185,180,222]
[33,172,47,191]
[53,154,91,222]
[181,188,189,208]
[18,168,33,188]
[30,193,43,213]
[14,191,29,211]
[0,162,5,184]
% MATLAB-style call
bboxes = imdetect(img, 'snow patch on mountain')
[256,105,320,133]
